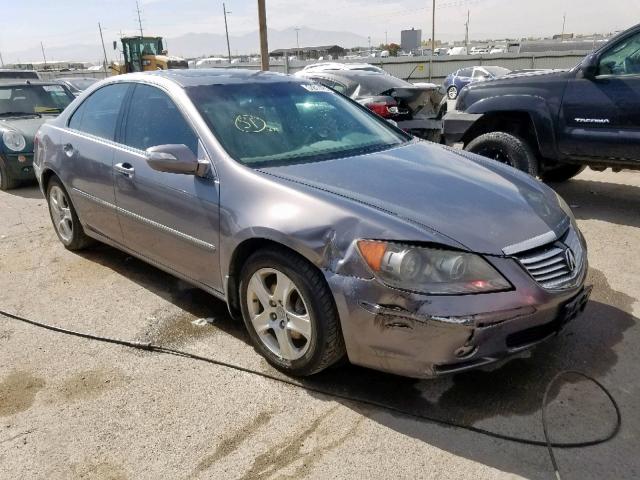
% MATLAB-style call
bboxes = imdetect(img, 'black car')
[54,77,99,96]
[443,22,640,181]
[296,69,446,141]
[0,81,75,189]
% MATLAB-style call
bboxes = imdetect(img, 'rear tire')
[239,246,346,376]
[0,158,19,191]
[465,131,539,177]
[447,86,458,100]
[540,164,586,183]
[46,177,93,250]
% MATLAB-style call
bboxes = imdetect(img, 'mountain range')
[3,27,371,64]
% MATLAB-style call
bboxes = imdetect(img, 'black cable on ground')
[0,309,621,480]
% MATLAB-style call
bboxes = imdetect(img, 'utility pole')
[98,22,109,76]
[561,12,566,40]
[295,27,300,59]
[429,0,435,81]
[464,9,469,49]
[223,3,232,63]
[385,31,388,45]
[368,36,371,53]
[0,50,4,68]
[257,0,269,71]
[40,42,47,69]
[136,0,144,38]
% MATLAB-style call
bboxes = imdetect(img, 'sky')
[0,0,637,58]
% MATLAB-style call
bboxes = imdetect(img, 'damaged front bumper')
[325,255,589,379]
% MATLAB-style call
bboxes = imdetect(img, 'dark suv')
[443,23,640,182]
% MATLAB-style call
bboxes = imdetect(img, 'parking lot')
[0,168,638,479]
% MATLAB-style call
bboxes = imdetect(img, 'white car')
[447,47,468,56]
[296,62,386,75]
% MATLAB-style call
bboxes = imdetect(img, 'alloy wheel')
[49,185,74,243]
[246,268,312,361]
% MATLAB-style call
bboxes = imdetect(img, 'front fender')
[465,94,557,159]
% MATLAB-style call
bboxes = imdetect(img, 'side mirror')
[146,144,207,176]
[581,54,599,79]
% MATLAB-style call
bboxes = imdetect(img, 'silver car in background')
[34,69,589,378]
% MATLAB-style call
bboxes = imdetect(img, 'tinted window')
[186,82,408,167]
[458,68,474,77]
[123,84,198,154]
[70,83,129,140]
[599,31,640,75]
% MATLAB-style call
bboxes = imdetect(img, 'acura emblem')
[565,248,577,271]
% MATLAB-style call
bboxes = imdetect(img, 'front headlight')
[357,240,511,294]
[2,131,26,152]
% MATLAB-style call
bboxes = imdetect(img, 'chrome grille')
[512,226,584,289]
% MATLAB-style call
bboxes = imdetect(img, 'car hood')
[0,116,46,138]
[470,68,571,89]
[259,141,568,255]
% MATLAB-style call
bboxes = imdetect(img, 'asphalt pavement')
[1,169,638,479]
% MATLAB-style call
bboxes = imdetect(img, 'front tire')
[239,247,346,376]
[0,158,19,191]
[447,86,458,100]
[540,163,585,182]
[465,131,539,176]
[46,177,93,250]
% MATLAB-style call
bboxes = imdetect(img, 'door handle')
[114,162,135,178]
[62,143,75,157]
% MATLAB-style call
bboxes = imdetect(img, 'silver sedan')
[34,69,589,378]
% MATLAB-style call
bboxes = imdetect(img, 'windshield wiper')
[0,111,41,118]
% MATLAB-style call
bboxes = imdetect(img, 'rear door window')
[122,84,198,155]
[458,68,474,77]
[69,83,129,140]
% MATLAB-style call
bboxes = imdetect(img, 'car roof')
[56,77,98,81]
[113,68,302,87]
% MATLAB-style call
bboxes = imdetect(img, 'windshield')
[187,82,408,167]
[484,66,511,77]
[0,84,74,115]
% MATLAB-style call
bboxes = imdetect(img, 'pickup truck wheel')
[540,164,586,182]
[447,86,458,100]
[465,132,539,177]
[239,246,346,377]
